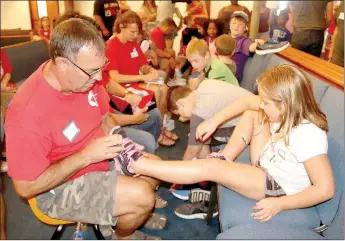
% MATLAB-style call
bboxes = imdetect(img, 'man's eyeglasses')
[67,58,110,79]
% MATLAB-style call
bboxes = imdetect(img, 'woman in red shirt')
[105,10,178,146]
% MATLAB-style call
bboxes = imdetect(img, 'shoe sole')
[189,189,211,203]
[171,191,190,201]
[174,210,219,220]
[255,42,290,55]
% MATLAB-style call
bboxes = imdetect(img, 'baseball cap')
[231,11,249,22]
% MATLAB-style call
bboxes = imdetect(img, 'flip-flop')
[162,128,179,141]
[155,193,168,209]
[143,213,168,230]
[158,132,175,147]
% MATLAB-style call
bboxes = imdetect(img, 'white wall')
[1,1,32,30]
[210,1,278,19]
[58,0,65,15]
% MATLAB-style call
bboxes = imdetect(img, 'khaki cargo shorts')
[36,164,120,226]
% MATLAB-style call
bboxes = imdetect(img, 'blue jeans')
[123,127,156,154]
[128,108,162,141]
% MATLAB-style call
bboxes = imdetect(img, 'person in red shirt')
[38,16,52,45]
[5,18,163,240]
[105,10,179,146]
[150,18,178,78]
[1,49,16,108]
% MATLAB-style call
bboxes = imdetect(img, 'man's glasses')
[67,58,110,79]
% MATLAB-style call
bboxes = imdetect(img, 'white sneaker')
[163,114,175,131]
[1,161,8,173]
[167,77,187,87]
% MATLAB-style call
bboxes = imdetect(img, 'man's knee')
[130,179,155,211]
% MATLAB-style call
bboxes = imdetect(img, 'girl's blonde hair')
[256,65,328,145]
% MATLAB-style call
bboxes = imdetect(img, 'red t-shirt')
[1,49,13,82]
[39,29,51,40]
[5,62,110,181]
[150,27,166,51]
[105,36,147,81]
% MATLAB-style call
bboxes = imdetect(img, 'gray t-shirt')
[188,79,253,145]
[193,79,253,128]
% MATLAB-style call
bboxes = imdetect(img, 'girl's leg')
[131,110,271,201]
[132,158,266,201]
[221,110,271,165]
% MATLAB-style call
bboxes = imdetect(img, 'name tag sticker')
[130,48,139,58]
[62,121,80,142]
[339,12,344,20]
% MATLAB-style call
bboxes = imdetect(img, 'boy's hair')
[186,38,209,57]
[257,64,328,145]
[194,17,209,28]
[215,34,236,56]
[161,18,178,28]
[167,86,192,111]
[55,10,101,32]
[278,10,289,22]
[114,10,142,33]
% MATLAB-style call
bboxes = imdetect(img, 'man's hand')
[102,29,110,37]
[251,197,283,222]
[132,107,149,125]
[124,93,142,108]
[143,72,159,82]
[80,135,123,165]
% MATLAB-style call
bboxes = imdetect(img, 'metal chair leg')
[206,184,218,225]
[51,224,66,240]
[93,224,106,240]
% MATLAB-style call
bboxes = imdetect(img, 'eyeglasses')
[67,58,109,79]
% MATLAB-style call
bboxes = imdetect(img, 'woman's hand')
[251,197,283,222]
[124,93,142,108]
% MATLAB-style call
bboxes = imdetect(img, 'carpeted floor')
[2,119,220,239]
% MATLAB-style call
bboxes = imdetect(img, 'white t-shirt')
[259,120,328,195]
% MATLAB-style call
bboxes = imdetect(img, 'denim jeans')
[123,127,156,154]
[127,108,162,141]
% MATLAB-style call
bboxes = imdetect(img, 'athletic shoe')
[167,77,187,87]
[110,126,144,176]
[189,188,211,203]
[174,201,218,220]
[172,188,211,202]
[256,41,290,55]
[171,189,191,200]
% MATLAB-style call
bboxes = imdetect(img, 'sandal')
[158,132,175,147]
[162,128,179,141]
[155,193,168,209]
[143,213,168,230]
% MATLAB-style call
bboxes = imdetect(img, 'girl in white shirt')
[124,64,335,222]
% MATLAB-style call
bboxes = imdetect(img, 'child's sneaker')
[109,126,144,176]
[171,189,191,200]
[174,201,218,220]
[167,77,187,87]
[256,41,289,55]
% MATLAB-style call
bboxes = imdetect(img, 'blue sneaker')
[171,189,191,200]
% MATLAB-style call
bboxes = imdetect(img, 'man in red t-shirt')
[150,18,178,77]
[5,18,162,240]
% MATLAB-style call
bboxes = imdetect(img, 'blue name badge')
[62,121,80,143]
